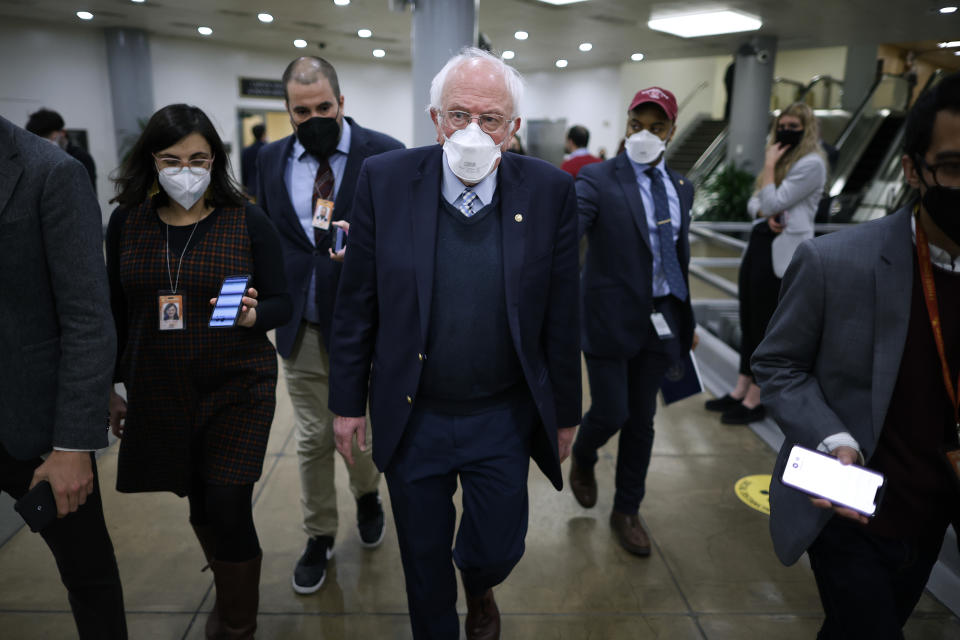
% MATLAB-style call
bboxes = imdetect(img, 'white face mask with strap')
[443,122,502,183]
[158,167,211,210]
[624,130,667,165]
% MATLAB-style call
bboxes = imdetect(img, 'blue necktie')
[458,188,478,217]
[646,167,688,301]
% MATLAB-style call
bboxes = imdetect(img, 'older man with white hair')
[328,47,581,639]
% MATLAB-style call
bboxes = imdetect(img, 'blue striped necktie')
[458,188,478,217]
[646,167,688,301]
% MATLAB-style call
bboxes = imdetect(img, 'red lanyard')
[915,209,960,430]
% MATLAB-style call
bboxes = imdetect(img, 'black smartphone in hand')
[334,227,346,253]
[14,480,57,532]
[209,274,251,329]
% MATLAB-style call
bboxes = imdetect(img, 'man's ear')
[430,109,444,144]
[902,154,921,190]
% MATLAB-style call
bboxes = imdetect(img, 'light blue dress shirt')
[284,118,352,323]
[441,152,498,212]
[627,156,682,298]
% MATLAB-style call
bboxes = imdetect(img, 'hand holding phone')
[14,481,57,532]
[209,275,252,328]
[781,444,885,518]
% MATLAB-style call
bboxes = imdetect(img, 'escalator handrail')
[834,72,906,150]
[688,127,728,187]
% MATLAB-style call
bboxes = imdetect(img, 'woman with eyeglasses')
[706,102,827,424]
[106,103,291,638]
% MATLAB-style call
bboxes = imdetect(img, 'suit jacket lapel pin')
[514,213,523,223]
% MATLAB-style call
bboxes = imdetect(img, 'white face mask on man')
[624,129,667,165]
[442,122,502,183]
[158,167,211,211]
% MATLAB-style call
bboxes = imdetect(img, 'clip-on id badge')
[312,199,333,231]
[650,312,674,340]
[158,291,185,331]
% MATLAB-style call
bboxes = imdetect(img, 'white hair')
[428,47,525,118]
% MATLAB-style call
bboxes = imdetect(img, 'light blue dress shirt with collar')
[284,118,352,323]
[627,156,682,298]
[441,153,498,212]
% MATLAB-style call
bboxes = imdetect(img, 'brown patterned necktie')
[312,159,334,246]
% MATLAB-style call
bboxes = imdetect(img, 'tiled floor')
[2,364,959,639]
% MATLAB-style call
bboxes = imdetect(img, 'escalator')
[665,118,727,176]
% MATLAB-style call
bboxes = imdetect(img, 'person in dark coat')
[26,108,97,195]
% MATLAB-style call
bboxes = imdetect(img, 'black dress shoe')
[569,457,598,508]
[721,403,766,424]
[704,394,743,412]
[464,587,500,640]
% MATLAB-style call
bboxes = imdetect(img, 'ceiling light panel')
[648,10,762,38]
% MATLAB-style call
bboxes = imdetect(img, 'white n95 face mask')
[443,122,501,183]
[624,130,667,165]
[158,167,211,211]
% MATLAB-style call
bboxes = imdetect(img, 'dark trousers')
[385,400,535,640]
[738,222,781,377]
[574,297,679,515]
[0,444,127,639]
[808,517,946,640]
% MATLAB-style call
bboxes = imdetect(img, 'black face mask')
[296,116,340,159]
[775,128,803,148]
[919,178,960,245]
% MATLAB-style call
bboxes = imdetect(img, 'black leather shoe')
[721,403,766,424]
[356,492,385,548]
[464,588,500,640]
[569,457,598,508]
[292,535,334,594]
[704,394,743,412]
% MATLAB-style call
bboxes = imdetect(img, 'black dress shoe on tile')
[721,403,766,424]
[464,588,500,640]
[704,393,743,412]
[569,457,598,508]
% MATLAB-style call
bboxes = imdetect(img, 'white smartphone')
[780,444,886,517]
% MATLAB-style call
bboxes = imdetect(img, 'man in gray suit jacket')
[752,73,960,638]
[0,115,127,637]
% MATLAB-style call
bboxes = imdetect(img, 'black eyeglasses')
[916,155,960,188]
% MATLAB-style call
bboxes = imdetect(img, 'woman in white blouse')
[707,102,827,424]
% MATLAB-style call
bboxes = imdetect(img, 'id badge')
[650,312,674,340]
[158,291,185,331]
[312,199,334,231]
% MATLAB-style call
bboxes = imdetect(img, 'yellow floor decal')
[735,474,771,515]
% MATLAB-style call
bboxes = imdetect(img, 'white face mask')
[624,130,667,165]
[158,167,211,211]
[442,122,502,183]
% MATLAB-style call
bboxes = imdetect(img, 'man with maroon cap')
[568,87,696,556]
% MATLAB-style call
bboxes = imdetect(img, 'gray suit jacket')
[0,116,116,459]
[752,207,913,565]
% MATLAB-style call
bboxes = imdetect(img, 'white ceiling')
[1,0,959,72]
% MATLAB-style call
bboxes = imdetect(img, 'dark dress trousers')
[328,146,581,638]
[0,116,126,638]
[254,117,404,358]
[573,154,695,515]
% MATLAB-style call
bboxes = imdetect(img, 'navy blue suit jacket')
[577,153,695,358]
[328,146,582,490]
[254,117,404,358]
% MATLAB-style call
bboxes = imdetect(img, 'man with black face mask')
[254,56,403,596]
[752,71,960,638]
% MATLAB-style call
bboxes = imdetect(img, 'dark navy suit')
[328,146,581,638]
[574,152,695,515]
[254,117,403,357]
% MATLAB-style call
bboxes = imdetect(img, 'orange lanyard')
[915,209,960,431]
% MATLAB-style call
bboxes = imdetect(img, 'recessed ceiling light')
[373,49,385,58]
[502,50,515,60]
[514,30,529,40]
[631,52,645,62]
[536,0,589,4]
[648,10,762,38]
[555,59,568,68]
[940,6,958,13]
[939,40,960,48]
[579,42,592,52]
[197,26,213,36]
[334,0,349,5]
[131,0,145,3]
[294,39,307,48]
[258,13,274,23]
[358,28,372,38]
[76,10,94,20]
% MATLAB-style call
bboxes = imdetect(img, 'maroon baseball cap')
[628,87,678,121]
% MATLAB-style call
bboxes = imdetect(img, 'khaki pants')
[282,322,380,538]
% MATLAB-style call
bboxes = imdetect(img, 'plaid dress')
[116,201,278,495]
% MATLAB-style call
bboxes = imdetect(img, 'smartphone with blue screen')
[209,275,251,328]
